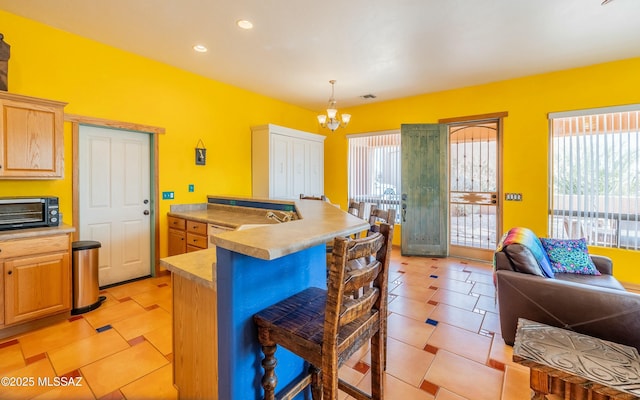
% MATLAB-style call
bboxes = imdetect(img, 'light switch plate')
[162,191,174,200]
[505,193,523,201]
[188,184,194,192]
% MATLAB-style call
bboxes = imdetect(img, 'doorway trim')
[66,113,165,275]
[440,111,507,261]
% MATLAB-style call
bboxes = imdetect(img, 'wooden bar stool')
[253,223,394,400]
[367,207,396,236]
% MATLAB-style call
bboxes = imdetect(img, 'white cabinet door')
[270,134,291,198]
[306,140,324,195]
[291,138,307,198]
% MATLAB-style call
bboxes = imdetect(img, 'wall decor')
[0,34,10,91]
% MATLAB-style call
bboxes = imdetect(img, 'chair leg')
[260,344,278,400]
[370,332,385,399]
[309,364,322,400]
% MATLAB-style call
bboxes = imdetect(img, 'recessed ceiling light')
[193,44,208,53]
[236,20,253,30]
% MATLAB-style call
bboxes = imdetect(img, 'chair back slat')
[339,287,379,326]
[368,207,396,235]
[324,223,393,349]
[347,200,366,219]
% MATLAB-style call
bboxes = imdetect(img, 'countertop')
[160,197,370,286]
[0,224,76,240]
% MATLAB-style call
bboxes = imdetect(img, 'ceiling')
[1,0,639,111]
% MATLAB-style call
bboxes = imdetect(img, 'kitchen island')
[160,196,368,400]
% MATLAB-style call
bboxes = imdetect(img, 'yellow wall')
[325,57,640,284]
[2,10,640,284]
[0,11,319,258]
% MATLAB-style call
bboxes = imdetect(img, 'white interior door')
[79,125,151,286]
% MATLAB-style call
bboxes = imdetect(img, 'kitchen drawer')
[186,220,207,235]
[168,216,186,230]
[186,232,208,249]
[0,234,69,259]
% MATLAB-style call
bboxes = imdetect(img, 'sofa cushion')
[540,238,600,275]
[498,227,554,278]
[554,273,625,291]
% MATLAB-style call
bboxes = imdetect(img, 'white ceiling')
[1,0,639,111]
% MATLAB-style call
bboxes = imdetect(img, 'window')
[348,131,401,222]
[549,105,640,249]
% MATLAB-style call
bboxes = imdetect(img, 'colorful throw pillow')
[496,227,554,278]
[539,238,600,275]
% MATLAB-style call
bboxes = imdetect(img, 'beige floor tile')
[429,303,484,333]
[31,378,96,400]
[385,337,435,387]
[430,289,478,311]
[130,285,172,308]
[143,323,173,355]
[431,278,473,295]
[388,294,436,322]
[435,388,467,400]
[471,282,496,297]
[48,329,129,375]
[120,363,177,400]
[0,358,57,400]
[427,323,492,365]
[391,282,437,302]
[481,311,501,335]
[81,340,168,399]
[431,269,470,282]
[343,342,370,369]
[489,334,528,371]
[19,319,96,359]
[467,271,495,285]
[388,313,436,349]
[111,307,171,340]
[424,350,503,400]
[356,372,435,400]
[338,364,366,400]
[501,365,531,400]
[0,342,26,374]
[83,299,147,329]
[476,295,499,314]
[105,279,163,300]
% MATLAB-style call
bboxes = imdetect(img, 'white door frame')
[68,114,164,277]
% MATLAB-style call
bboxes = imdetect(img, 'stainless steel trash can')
[71,240,106,315]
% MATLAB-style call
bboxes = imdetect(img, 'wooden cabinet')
[251,124,325,199]
[167,216,209,255]
[0,233,71,327]
[168,216,186,256]
[0,92,67,179]
[186,220,208,253]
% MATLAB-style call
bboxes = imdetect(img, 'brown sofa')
[494,246,640,351]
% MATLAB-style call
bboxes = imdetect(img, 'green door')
[401,124,448,256]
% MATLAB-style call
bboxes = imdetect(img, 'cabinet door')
[270,134,291,198]
[168,228,186,256]
[291,138,307,198]
[4,252,71,325]
[0,95,65,178]
[306,140,324,195]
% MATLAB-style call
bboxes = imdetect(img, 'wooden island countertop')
[159,196,370,400]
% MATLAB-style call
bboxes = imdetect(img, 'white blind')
[549,107,640,249]
[348,131,401,222]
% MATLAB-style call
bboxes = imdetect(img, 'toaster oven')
[0,196,60,231]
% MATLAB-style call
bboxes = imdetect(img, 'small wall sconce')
[195,139,206,166]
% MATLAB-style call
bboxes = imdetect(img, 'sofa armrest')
[591,254,613,275]
[496,269,640,351]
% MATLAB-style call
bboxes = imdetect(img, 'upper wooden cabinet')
[0,91,67,179]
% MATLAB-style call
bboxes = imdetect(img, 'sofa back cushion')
[497,227,554,278]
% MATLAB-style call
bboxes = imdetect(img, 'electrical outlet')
[505,193,523,201]
[162,191,175,200]
[188,184,194,192]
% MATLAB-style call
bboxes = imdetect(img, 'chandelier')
[317,80,351,131]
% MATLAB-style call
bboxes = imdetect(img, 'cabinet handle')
[7,270,12,275]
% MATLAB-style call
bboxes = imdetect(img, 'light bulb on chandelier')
[317,80,351,131]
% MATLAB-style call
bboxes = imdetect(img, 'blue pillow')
[540,238,600,275]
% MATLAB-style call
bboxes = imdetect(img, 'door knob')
[143,210,150,215]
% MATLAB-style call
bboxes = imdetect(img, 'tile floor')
[0,248,534,399]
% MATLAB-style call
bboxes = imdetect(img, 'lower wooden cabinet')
[168,216,209,256]
[0,232,72,328]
